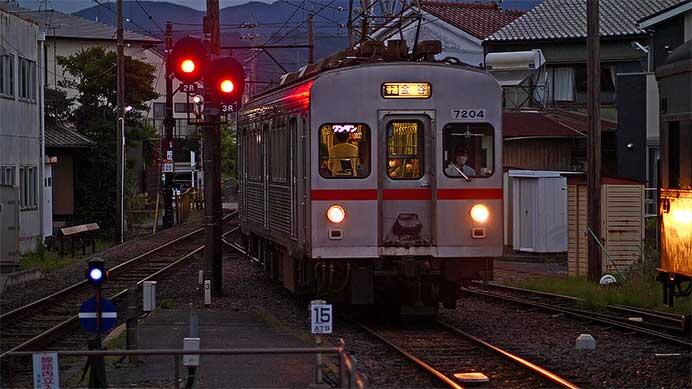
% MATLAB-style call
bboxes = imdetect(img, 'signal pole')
[162,22,175,228]
[204,0,224,297]
[587,0,602,282]
[116,0,125,243]
[307,12,314,64]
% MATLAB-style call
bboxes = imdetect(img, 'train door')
[289,117,298,238]
[378,112,435,250]
[262,122,269,230]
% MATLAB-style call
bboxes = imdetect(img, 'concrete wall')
[0,10,42,253]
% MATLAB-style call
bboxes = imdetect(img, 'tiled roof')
[503,110,617,138]
[488,0,684,42]
[0,2,160,43]
[419,1,524,39]
[45,123,95,148]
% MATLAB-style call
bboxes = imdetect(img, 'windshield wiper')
[452,164,471,182]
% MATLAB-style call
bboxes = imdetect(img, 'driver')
[445,147,476,177]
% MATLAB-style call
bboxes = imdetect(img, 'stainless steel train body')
[238,61,503,311]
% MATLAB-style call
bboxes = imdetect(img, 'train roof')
[244,40,488,105]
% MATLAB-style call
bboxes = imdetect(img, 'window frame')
[17,57,36,102]
[174,102,194,113]
[0,165,16,186]
[386,119,425,180]
[318,122,372,179]
[442,123,496,179]
[0,54,15,98]
[153,102,166,118]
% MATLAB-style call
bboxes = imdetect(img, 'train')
[237,41,503,314]
[656,40,691,306]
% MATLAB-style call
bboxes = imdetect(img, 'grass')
[514,272,692,315]
[20,243,79,273]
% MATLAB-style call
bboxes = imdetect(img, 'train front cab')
[657,40,692,307]
[309,63,503,312]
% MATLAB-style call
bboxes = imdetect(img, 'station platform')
[105,309,316,388]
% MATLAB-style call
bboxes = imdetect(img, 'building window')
[153,102,165,118]
[0,54,14,97]
[0,166,15,186]
[18,57,37,102]
[551,67,575,102]
[174,103,193,113]
[19,166,37,209]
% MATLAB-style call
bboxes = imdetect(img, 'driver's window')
[443,124,494,178]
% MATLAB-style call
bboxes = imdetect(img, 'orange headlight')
[470,204,489,223]
[327,205,345,223]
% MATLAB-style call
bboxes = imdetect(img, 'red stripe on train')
[311,188,502,201]
[437,188,503,200]
[311,189,377,201]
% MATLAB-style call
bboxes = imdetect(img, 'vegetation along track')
[0,210,238,359]
[356,319,578,388]
[464,282,691,348]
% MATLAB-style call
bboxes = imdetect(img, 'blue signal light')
[89,268,103,281]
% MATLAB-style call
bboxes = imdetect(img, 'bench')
[59,223,100,257]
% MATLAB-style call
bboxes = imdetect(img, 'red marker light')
[220,79,234,93]
[181,59,196,73]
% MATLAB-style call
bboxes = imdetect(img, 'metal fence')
[4,345,366,389]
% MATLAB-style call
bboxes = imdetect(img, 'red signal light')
[181,59,196,73]
[170,37,206,84]
[220,79,234,93]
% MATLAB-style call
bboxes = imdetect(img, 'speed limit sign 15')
[311,303,332,334]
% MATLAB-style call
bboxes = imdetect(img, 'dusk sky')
[17,0,541,13]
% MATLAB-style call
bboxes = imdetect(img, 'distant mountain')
[72,0,542,82]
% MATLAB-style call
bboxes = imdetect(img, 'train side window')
[318,123,371,178]
[387,121,424,180]
[442,123,494,178]
[271,117,288,183]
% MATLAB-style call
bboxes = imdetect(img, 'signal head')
[206,57,246,107]
[170,37,207,84]
[86,258,107,287]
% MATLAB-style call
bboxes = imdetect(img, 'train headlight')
[470,204,489,223]
[327,205,346,224]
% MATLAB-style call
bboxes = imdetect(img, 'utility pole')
[204,0,223,297]
[361,0,369,43]
[307,12,314,64]
[162,22,175,228]
[116,0,125,244]
[587,0,602,282]
[347,0,354,48]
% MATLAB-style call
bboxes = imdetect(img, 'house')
[0,5,46,257]
[484,0,684,176]
[44,123,94,228]
[371,1,523,66]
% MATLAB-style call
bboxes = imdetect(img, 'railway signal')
[207,57,246,110]
[86,258,108,287]
[170,37,207,84]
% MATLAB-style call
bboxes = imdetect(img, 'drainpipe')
[39,31,46,240]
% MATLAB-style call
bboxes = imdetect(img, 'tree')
[57,47,158,237]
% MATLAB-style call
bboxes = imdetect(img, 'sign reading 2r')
[451,109,485,120]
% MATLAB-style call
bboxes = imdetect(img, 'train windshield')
[443,123,494,178]
[387,121,424,179]
[319,123,371,178]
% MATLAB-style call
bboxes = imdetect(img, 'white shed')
[509,170,568,253]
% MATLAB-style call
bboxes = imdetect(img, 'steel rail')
[0,212,239,360]
[0,210,237,322]
[355,322,463,389]
[464,288,692,348]
[435,320,579,389]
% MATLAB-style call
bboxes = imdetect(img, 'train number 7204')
[451,109,485,120]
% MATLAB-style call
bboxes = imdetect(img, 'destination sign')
[382,82,431,99]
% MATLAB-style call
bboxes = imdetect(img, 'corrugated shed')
[419,1,524,39]
[488,0,684,42]
[567,181,644,277]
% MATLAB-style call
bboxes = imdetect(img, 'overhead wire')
[134,0,165,34]
[91,0,158,38]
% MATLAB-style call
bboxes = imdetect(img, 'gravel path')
[0,219,204,313]
[439,295,691,388]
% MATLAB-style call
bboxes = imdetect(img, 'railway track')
[356,319,578,388]
[0,211,238,360]
[465,282,691,349]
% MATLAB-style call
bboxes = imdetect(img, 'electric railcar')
[656,40,691,306]
[237,54,503,313]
